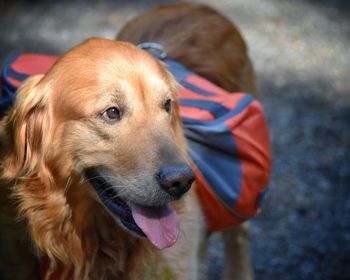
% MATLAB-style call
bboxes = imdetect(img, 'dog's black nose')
[157,165,195,198]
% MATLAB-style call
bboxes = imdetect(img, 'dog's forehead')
[96,53,170,95]
[63,39,173,97]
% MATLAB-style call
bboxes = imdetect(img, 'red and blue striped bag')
[0,53,271,232]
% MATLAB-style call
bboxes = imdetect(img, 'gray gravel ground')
[1,0,349,279]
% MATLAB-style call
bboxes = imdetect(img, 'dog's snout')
[156,165,195,198]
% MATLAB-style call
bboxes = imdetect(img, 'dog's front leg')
[222,222,254,280]
[162,191,205,280]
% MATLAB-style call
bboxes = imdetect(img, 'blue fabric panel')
[164,57,255,215]
[164,59,194,83]
[164,59,215,96]
[183,121,243,213]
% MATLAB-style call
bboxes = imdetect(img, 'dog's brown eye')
[102,107,121,121]
[164,99,172,113]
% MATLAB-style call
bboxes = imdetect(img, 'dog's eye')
[101,107,121,121]
[164,99,172,113]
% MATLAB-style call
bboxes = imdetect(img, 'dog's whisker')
[64,176,72,195]
[82,174,120,184]
[83,174,130,199]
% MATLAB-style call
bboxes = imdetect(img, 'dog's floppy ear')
[1,75,52,180]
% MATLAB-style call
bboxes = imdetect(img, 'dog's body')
[0,4,258,280]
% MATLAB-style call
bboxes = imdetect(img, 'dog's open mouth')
[84,168,179,249]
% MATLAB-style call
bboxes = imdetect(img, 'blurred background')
[0,0,349,279]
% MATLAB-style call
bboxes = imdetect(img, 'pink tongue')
[129,203,180,250]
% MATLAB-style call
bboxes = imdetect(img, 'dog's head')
[2,38,194,249]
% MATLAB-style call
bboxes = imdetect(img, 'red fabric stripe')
[11,54,58,76]
[178,86,245,111]
[178,86,205,100]
[225,101,271,217]
[186,75,227,96]
[179,106,215,121]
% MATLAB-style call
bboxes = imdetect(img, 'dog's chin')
[84,168,180,250]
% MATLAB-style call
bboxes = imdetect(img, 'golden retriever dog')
[0,3,258,280]
[0,38,204,279]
